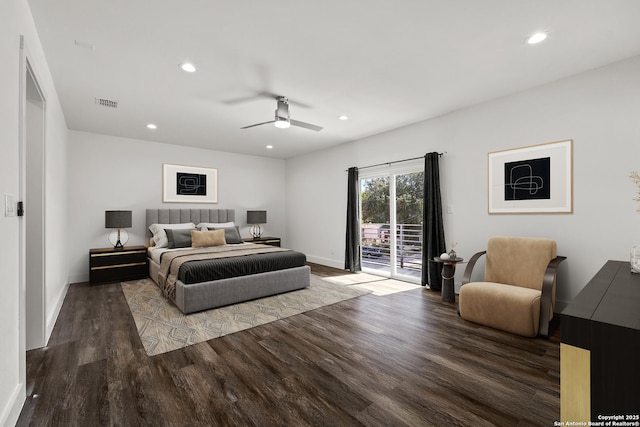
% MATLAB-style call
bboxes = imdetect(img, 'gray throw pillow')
[210,226,242,244]
[165,228,193,249]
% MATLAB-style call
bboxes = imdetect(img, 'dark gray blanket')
[177,251,307,284]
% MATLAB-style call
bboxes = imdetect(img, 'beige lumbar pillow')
[191,229,226,247]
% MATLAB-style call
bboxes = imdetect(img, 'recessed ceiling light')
[338,115,349,121]
[146,123,157,129]
[180,63,197,73]
[266,145,273,149]
[527,32,547,45]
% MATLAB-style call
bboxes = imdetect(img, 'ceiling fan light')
[274,117,290,129]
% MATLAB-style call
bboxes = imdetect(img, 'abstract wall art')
[163,163,218,203]
[488,140,572,213]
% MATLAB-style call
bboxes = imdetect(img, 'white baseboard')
[306,255,344,270]
[68,273,88,284]
[1,382,25,427]
[46,281,70,344]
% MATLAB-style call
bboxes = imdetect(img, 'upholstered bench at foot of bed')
[174,265,311,314]
[458,281,542,337]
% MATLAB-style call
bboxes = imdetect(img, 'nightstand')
[89,245,148,284]
[242,237,281,247]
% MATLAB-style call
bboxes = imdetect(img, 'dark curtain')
[345,167,362,272]
[421,153,446,289]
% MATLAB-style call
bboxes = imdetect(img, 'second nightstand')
[242,237,281,247]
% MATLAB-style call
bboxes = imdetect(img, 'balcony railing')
[361,223,422,277]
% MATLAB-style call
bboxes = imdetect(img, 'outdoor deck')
[361,223,422,281]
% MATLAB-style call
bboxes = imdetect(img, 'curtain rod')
[346,152,446,172]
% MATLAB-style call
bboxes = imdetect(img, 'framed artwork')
[162,163,218,203]
[488,140,572,214]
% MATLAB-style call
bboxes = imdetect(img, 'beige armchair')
[458,236,566,337]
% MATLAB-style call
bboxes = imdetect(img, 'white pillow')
[149,222,195,248]
[196,221,235,231]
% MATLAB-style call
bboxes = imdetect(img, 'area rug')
[121,275,371,356]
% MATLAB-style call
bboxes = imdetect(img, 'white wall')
[67,130,287,283]
[0,0,68,425]
[287,55,640,306]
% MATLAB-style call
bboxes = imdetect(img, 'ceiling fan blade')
[240,120,275,129]
[227,90,312,108]
[290,119,323,132]
[223,90,277,105]
[223,95,263,105]
[263,92,312,108]
[287,99,313,109]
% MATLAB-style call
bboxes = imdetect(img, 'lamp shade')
[105,210,132,229]
[247,210,267,225]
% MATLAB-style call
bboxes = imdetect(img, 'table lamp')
[247,210,266,239]
[105,210,132,249]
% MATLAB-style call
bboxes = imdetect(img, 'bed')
[146,208,310,314]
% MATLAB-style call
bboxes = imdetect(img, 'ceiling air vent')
[95,97,118,109]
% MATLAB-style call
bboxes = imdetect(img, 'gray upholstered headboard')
[145,208,236,239]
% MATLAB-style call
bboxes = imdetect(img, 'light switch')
[447,204,454,214]
[5,194,16,217]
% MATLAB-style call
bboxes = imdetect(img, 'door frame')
[359,160,423,283]
[18,34,47,373]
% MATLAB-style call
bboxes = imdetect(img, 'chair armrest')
[538,255,567,337]
[461,251,487,286]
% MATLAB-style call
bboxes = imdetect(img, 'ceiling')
[27,0,640,159]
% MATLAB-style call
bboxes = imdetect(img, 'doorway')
[360,165,424,283]
[20,49,46,351]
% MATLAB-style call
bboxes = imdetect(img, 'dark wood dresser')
[560,260,640,422]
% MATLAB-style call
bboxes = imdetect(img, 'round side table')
[433,257,465,303]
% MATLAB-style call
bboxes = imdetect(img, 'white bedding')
[147,246,189,264]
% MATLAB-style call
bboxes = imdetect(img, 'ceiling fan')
[241,96,323,132]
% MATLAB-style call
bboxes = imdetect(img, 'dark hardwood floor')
[17,264,560,426]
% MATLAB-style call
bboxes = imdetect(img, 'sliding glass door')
[360,164,423,282]
[361,176,390,274]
